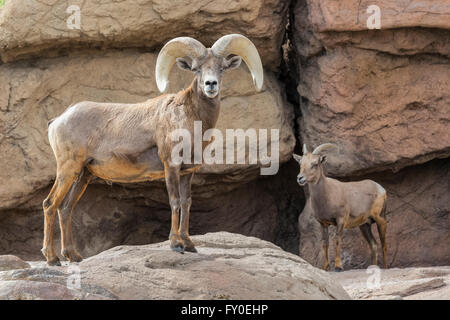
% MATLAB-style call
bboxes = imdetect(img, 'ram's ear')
[319,155,327,163]
[176,57,192,71]
[224,56,242,70]
[293,154,302,163]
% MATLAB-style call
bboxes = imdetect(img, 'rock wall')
[291,0,450,176]
[0,0,448,268]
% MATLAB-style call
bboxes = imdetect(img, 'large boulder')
[0,0,289,69]
[292,0,450,176]
[0,233,350,300]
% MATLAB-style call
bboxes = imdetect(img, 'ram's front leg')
[179,172,196,252]
[163,162,184,253]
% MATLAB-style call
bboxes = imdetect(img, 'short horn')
[302,144,309,155]
[312,143,338,155]
[211,34,264,91]
[156,37,207,92]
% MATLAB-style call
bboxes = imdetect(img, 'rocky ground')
[0,232,349,300]
[0,232,448,300]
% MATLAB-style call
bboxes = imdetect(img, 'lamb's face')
[176,50,242,99]
[293,153,326,186]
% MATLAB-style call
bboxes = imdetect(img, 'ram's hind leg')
[42,161,83,265]
[58,168,92,263]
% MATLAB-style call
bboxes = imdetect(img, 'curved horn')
[156,37,207,92]
[211,34,264,91]
[302,144,309,155]
[312,143,338,155]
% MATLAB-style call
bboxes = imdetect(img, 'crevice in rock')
[278,0,302,153]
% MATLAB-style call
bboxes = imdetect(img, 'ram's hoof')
[171,245,185,254]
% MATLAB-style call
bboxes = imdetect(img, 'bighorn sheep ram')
[42,34,263,265]
[293,144,388,271]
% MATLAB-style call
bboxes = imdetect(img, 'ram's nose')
[205,80,218,93]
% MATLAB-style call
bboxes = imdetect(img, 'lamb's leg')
[374,215,388,268]
[57,168,92,263]
[320,224,330,271]
[334,219,344,272]
[360,223,378,266]
[179,172,196,252]
[164,162,184,253]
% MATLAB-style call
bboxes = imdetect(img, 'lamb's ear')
[176,57,192,71]
[319,155,327,163]
[293,154,302,163]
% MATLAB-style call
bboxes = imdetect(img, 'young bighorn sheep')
[42,34,263,265]
[293,144,387,271]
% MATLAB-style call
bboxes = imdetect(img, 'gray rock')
[0,233,350,300]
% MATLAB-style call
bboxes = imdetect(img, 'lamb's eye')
[311,163,318,168]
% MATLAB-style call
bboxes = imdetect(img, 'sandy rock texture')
[304,0,450,31]
[0,0,289,69]
[332,266,450,300]
[291,0,450,176]
[0,233,350,300]
[299,158,450,269]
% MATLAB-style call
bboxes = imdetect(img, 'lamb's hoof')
[335,266,344,272]
[322,264,330,271]
[47,258,61,266]
[184,245,197,253]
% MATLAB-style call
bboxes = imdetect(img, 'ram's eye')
[311,163,318,168]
